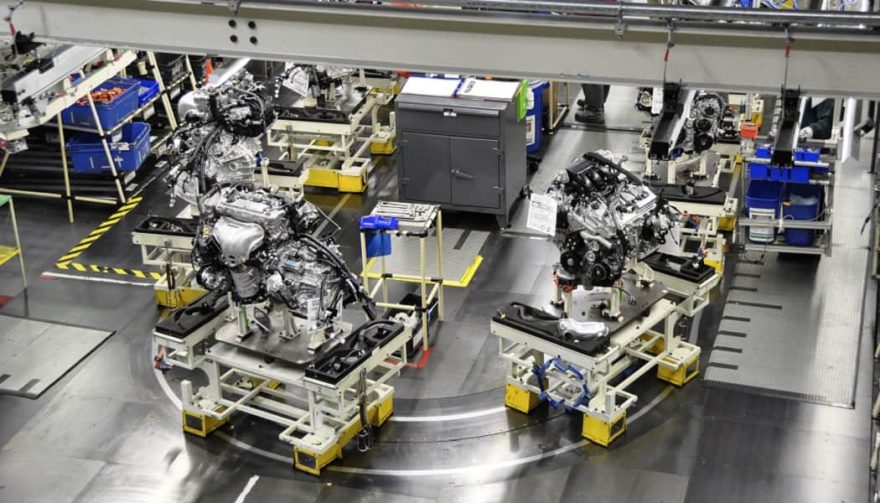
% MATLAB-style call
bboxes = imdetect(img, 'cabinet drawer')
[396,104,500,137]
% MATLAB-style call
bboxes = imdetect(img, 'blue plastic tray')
[68,122,151,174]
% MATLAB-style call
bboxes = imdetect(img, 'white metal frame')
[175,321,410,456]
[493,297,700,425]
[267,86,395,188]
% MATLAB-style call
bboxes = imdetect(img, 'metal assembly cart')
[492,270,711,447]
[154,294,410,476]
[131,215,201,307]
[0,195,26,290]
[737,145,835,257]
[267,74,396,193]
[359,201,444,353]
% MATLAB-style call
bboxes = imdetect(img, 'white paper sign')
[526,193,558,236]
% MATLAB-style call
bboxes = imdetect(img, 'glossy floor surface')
[0,88,874,503]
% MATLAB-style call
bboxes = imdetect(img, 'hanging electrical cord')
[661,20,675,88]
[781,26,793,93]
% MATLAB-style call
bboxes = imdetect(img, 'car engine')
[682,92,726,154]
[166,72,275,205]
[548,151,678,290]
[193,183,376,350]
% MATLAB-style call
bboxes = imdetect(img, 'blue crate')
[132,78,160,107]
[748,162,769,180]
[795,148,820,163]
[789,166,810,183]
[746,180,784,217]
[769,167,789,182]
[67,122,151,174]
[106,76,158,107]
[755,144,773,159]
[782,184,822,246]
[61,77,139,130]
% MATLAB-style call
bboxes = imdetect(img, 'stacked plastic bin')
[745,145,824,246]
[61,76,155,174]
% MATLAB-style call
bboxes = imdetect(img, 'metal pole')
[8,198,26,289]
[359,230,371,320]
[56,115,74,223]
[435,209,444,321]
[253,0,880,26]
[0,150,9,180]
[419,236,428,350]
[184,55,199,89]
[148,51,179,130]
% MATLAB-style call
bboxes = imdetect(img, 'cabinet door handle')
[451,169,474,180]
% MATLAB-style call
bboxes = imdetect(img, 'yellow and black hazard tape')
[55,196,162,281]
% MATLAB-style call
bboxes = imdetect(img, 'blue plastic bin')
[746,180,784,217]
[769,167,788,182]
[782,184,822,246]
[755,144,773,159]
[526,81,548,154]
[61,77,139,130]
[133,78,160,106]
[67,122,151,174]
[748,162,769,180]
[789,166,810,183]
[795,148,820,163]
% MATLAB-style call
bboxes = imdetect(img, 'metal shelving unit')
[0,50,192,222]
[737,151,836,257]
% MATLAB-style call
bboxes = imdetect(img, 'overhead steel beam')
[12,0,880,98]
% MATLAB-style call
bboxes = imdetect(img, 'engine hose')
[301,234,377,318]
[583,152,643,186]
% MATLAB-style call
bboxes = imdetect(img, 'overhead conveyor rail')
[12,0,880,98]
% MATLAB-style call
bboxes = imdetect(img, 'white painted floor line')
[234,475,260,503]
[153,333,676,476]
[390,406,506,422]
[42,270,154,287]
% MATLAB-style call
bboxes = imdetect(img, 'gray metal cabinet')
[396,93,526,227]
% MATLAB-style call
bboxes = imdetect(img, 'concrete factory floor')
[0,88,874,503]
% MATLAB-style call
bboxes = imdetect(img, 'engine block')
[548,152,677,288]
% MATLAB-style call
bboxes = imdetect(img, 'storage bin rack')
[737,144,834,256]
[0,50,186,222]
[58,71,166,205]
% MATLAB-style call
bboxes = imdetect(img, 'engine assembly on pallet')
[492,151,718,447]
[166,72,275,205]
[151,74,409,476]
[193,183,376,352]
[548,151,679,322]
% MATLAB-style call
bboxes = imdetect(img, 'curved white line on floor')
[389,406,507,422]
[153,341,675,476]
[327,385,673,476]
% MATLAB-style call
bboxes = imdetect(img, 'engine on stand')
[193,183,377,353]
[165,72,275,205]
[149,69,410,476]
[547,151,681,328]
[491,151,718,446]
